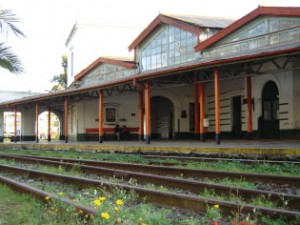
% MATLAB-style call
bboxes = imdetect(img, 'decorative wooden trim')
[98,90,104,143]
[145,80,151,144]
[64,97,68,143]
[14,107,17,143]
[214,68,220,144]
[35,103,39,143]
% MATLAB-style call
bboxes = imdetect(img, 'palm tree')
[0,9,25,74]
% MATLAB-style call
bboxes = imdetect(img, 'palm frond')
[0,42,24,74]
[0,9,26,38]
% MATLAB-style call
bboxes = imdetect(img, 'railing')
[202,26,300,60]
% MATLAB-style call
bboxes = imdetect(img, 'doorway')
[231,96,242,138]
[261,81,279,138]
[150,96,174,139]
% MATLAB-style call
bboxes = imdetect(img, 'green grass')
[0,184,82,225]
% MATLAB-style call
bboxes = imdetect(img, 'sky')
[0,0,299,93]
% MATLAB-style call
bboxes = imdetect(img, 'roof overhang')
[195,6,300,52]
[1,46,299,108]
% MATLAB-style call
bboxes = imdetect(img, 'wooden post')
[194,83,199,139]
[199,82,205,142]
[99,90,104,143]
[48,107,51,142]
[14,107,17,143]
[214,68,221,144]
[64,97,68,143]
[247,76,253,139]
[35,103,39,143]
[145,80,151,144]
[139,91,144,141]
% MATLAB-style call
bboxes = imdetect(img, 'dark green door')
[262,81,279,139]
[231,96,242,138]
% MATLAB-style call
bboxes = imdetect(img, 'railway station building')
[0,6,299,145]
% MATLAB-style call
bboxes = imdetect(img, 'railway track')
[3,153,300,188]
[143,154,300,165]
[0,163,299,220]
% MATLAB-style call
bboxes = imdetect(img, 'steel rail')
[143,155,300,165]
[0,154,299,210]
[0,174,95,219]
[0,164,299,220]
[6,153,300,188]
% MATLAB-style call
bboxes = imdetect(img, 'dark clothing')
[115,125,121,140]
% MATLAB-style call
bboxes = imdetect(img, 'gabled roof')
[195,6,300,52]
[163,14,234,29]
[128,13,234,51]
[74,56,136,81]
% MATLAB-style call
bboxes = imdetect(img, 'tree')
[0,9,25,74]
[50,55,67,92]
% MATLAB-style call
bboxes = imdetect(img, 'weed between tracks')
[1,149,300,176]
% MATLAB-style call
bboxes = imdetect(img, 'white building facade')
[0,6,299,144]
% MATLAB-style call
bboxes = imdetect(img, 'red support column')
[145,80,151,144]
[35,103,39,143]
[48,107,51,142]
[64,97,68,143]
[199,82,205,142]
[214,68,221,144]
[139,91,144,141]
[194,83,199,139]
[99,90,104,143]
[14,107,17,143]
[247,76,253,139]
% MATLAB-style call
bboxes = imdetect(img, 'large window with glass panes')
[140,25,200,71]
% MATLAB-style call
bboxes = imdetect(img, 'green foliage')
[0,9,25,74]
[50,55,68,92]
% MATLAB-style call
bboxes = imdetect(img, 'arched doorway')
[150,96,174,140]
[38,111,61,140]
[261,81,279,138]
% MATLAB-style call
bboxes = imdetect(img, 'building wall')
[70,61,299,141]
[293,62,300,137]
[21,107,36,141]
[66,25,140,86]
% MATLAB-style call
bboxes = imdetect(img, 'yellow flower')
[101,212,110,220]
[141,223,147,225]
[114,206,120,212]
[99,196,106,201]
[93,199,102,207]
[180,173,184,177]
[58,192,64,197]
[45,196,50,201]
[214,204,219,209]
[79,210,84,214]
[116,199,124,206]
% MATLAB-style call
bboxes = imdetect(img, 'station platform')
[0,139,299,159]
